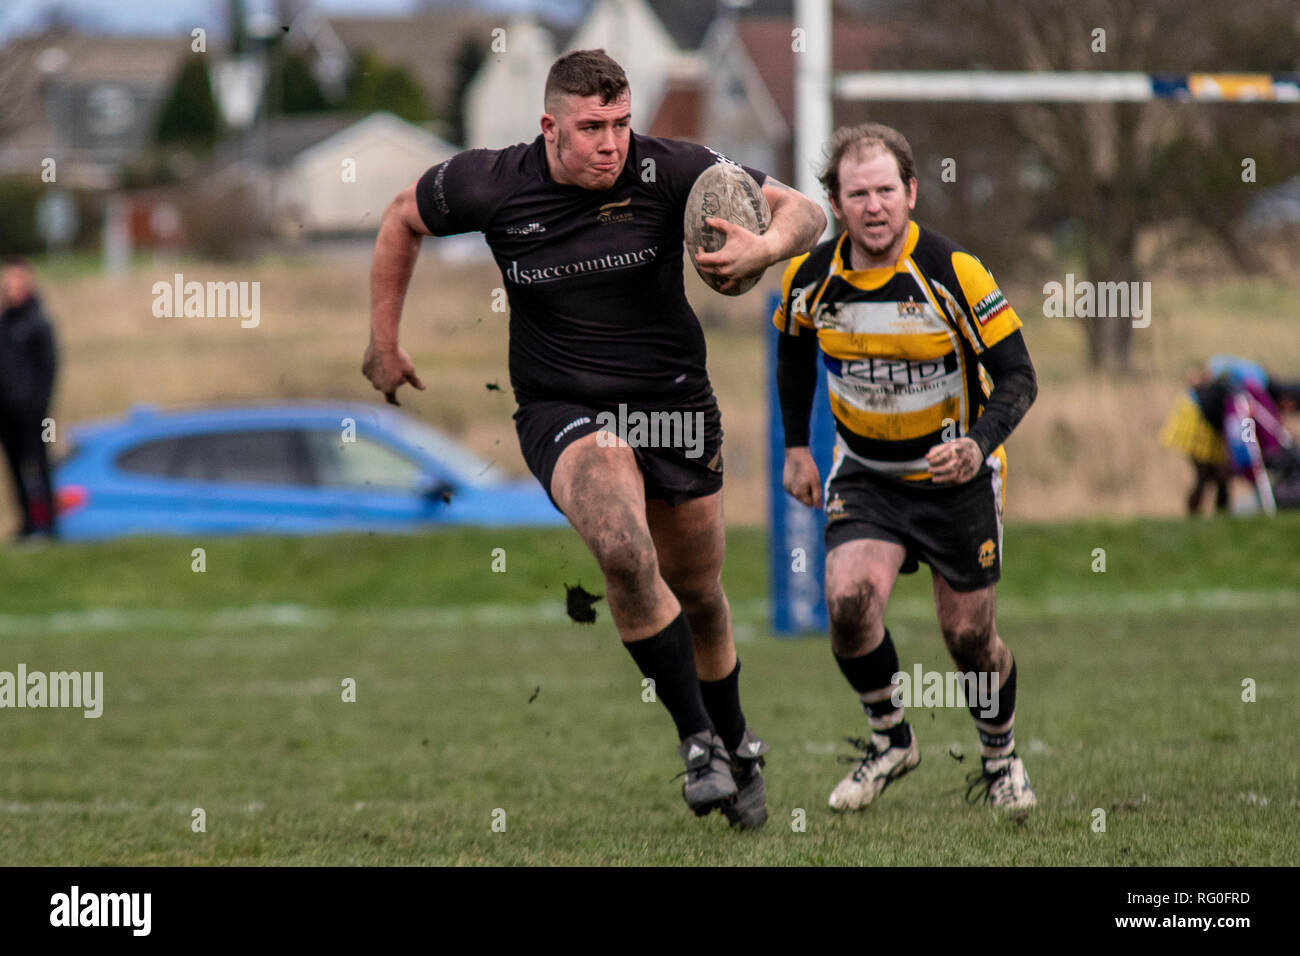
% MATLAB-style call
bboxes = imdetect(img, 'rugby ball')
[684,163,771,296]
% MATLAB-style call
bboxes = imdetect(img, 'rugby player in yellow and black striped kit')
[775,124,1038,815]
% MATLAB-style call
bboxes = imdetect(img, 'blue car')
[52,402,565,539]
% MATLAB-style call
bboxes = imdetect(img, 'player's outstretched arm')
[364,181,432,405]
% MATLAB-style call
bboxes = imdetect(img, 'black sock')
[624,612,714,742]
[971,659,1017,758]
[835,628,911,747]
[699,659,746,752]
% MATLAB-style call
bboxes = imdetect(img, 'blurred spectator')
[1160,354,1300,515]
[0,256,58,540]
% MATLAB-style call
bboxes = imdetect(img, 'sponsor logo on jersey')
[973,288,1010,326]
[978,537,997,568]
[841,355,952,386]
[597,198,633,224]
[505,221,546,235]
[506,246,658,284]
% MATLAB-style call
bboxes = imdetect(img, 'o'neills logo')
[506,247,658,284]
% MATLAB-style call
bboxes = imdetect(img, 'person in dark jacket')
[0,256,58,539]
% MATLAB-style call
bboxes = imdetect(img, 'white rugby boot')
[966,753,1037,818]
[828,731,921,811]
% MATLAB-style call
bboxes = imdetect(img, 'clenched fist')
[925,436,983,484]
[783,446,822,508]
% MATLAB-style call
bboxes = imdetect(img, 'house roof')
[646,9,895,140]
[0,28,192,134]
[735,14,895,126]
[643,0,794,51]
[647,76,702,140]
[291,111,456,167]
[331,10,572,114]
[210,110,452,172]
[261,112,371,167]
[206,112,368,170]
[641,0,718,51]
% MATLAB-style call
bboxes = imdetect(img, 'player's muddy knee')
[827,580,881,653]
[671,572,724,615]
[941,624,996,673]
[674,577,728,642]
[590,525,658,590]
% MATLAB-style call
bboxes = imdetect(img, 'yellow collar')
[832,221,920,288]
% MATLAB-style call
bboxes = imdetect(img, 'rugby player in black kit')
[363,50,826,829]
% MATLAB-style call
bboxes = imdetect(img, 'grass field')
[1,515,1297,865]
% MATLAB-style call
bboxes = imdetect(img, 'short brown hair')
[544,49,629,113]
[819,123,916,203]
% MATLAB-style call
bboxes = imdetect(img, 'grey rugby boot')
[722,728,770,831]
[676,730,738,815]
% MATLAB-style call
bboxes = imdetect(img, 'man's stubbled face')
[543,91,631,191]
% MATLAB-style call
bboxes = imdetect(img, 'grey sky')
[0,0,583,43]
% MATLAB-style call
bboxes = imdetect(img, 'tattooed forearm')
[762,176,827,262]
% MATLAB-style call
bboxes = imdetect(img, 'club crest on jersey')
[977,538,997,568]
[825,495,848,520]
[813,300,846,331]
[597,198,633,224]
[973,289,1009,326]
[898,299,923,317]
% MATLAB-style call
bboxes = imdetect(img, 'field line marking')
[0,587,1294,635]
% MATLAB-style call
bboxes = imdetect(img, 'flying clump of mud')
[565,583,603,624]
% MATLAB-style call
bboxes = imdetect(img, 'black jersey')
[415,132,766,405]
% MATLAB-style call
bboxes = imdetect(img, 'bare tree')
[870,0,1300,372]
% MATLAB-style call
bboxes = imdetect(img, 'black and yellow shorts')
[823,448,1006,592]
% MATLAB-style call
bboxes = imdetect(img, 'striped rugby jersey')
[772,221,1022,482]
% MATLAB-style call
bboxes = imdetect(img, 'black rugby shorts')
[513,390,724,510]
